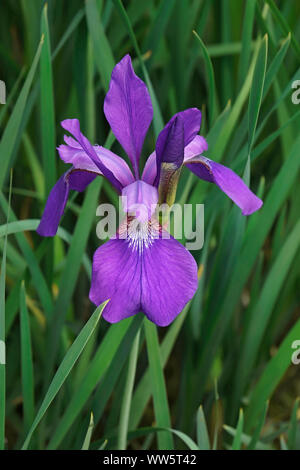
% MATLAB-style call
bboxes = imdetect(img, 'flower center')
[118,216,161,254]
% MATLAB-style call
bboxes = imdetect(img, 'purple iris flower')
[37,54,262,327]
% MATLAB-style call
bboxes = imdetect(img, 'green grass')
[0,0,299,450]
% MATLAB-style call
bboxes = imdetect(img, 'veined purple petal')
[154,108,202,186]
[142,133,207,186]
[186,156,263,215]
[37,169,96,237]
[104,55,153,179]
[141,235,198,326]
[89,221,198,326]
[58,137,134,188]
[122,180,158,221]
[61,119,123,193]
[141,151,156,185]
[156,115,184,167]
[183,135,208,162]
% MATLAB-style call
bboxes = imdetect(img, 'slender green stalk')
[118,328,140,450]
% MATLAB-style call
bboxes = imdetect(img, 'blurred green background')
[0,0,300,450]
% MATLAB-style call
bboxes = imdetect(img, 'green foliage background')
[0,0,299,450]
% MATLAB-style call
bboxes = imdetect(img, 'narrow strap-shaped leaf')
[231,409,244,450]
[244,316,300,431]
[193,31,217,126]
[118,329,140,449]
[22,301,107,449]
[266,0,300,59]
[144,319,174,450]
[85,0,114,91]
[81,412,94,450]
[0,173,12,450]
[47,315,143,449]
[287,398,299,450]
[232,217,300,408]
[196,406,210,450]
[248,35,268,154]
[247,401,269,450]
[40,3,56,195]
[20,282,35,434]
[238,0,256,89]
[0,36,43,190]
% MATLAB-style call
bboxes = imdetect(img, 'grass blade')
[144,319,174,450]
[118,328,140,449]
[193,30,217,126]
[231,409,244,450]
[232,218,300,411]
[247,401,269,450]
[81,412,94,450]
[20,282,35,434]
[0,172,12,450]
[245,317,300,431]
[0,36,43,190]
[238,0,256,89]
[85,0,114,91]
[40,3,56,195]
[248,34,268,154]
[47,315,144,449]
[196,406,210,450]
[287,398,299,450]
[22,300,107,449]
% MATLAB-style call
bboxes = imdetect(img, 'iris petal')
[186,156,263,215]
[142,134,208,187]
[183,135,208,162]
[122,180,158,221]
[104,54,153,178]
[58,137,135,188]
[152,108,202,186]
[61,118,123,193]
[89,222,198,326]
[37,169,96,237]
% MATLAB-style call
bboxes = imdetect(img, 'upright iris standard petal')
[154,108,202,186]
[155,116,185,206]
[89,223,198,326]
[58,135,135,188]
[103,54,153,178]
[141,151,156,185]
[61,119,123,193]
[37,169,96,237]
[156,116,185,167]
[142,134,207,186]
[185,156,263,215]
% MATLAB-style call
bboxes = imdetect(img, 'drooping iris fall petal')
[37,169,96,237]
[89,223,198,327]
[103,54,153,178]
[183,135,208,161]
[185,156,263,215]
